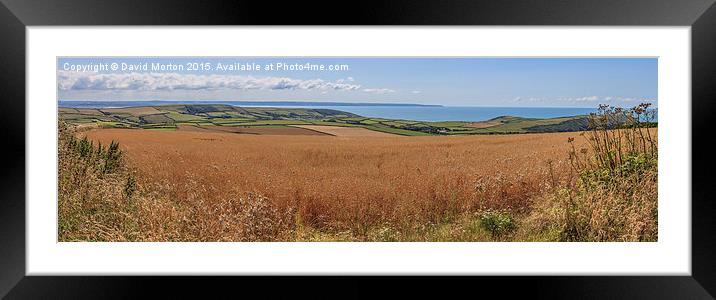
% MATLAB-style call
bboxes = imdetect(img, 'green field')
[58,103,595,135]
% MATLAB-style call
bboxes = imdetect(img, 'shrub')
[571,103,657,180]
[124,175,137,199]
[102,140,122,174]
[479,209,517,239]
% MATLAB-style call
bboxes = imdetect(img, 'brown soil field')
[177,124,327,135]
[175,124,215,132]
[101,106,162,116]
[465,120,501,129]
[75,108,105,116]
[83,128,590,233]
[75,123,101,130]
[59,108,107,116]
[291,125,397,137]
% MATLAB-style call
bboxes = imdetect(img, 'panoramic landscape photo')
[57,57,657,242]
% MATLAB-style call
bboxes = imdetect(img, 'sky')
[57,57,657,107]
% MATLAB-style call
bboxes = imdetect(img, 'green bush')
[479,209,517,239]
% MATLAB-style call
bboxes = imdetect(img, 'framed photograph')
[2,0,715,298]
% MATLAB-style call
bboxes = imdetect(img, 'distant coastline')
[57,100,656,123]
[58,100,443,108]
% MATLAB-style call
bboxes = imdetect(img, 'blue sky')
[57,57,657,107]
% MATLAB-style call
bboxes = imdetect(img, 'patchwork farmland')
[59,104,596,136]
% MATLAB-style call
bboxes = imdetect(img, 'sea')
[59,100,647,122]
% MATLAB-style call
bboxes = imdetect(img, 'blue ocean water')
[58,100,624,122]
[270,106,597,122]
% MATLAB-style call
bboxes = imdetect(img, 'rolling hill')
[59,104,598,135]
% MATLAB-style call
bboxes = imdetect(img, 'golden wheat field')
[60,122,657,242]
[82,129,586,234]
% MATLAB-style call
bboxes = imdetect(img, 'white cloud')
[57,71,363,92]
[514,95,656,105]
[335,77,355,84]
[363,88,396,94]
[513,96,545,102]
[573,96,600,102]
[411,90,422,94]
[557,96,654,103]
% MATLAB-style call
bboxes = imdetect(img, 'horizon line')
[57,99,659,109]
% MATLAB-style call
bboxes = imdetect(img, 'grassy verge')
[58,121,140,241]
[515,104,658,241]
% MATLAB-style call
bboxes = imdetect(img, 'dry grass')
[76,128,582,241]
[515,170,657,242]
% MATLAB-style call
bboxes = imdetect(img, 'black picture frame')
[1,0,715,298]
